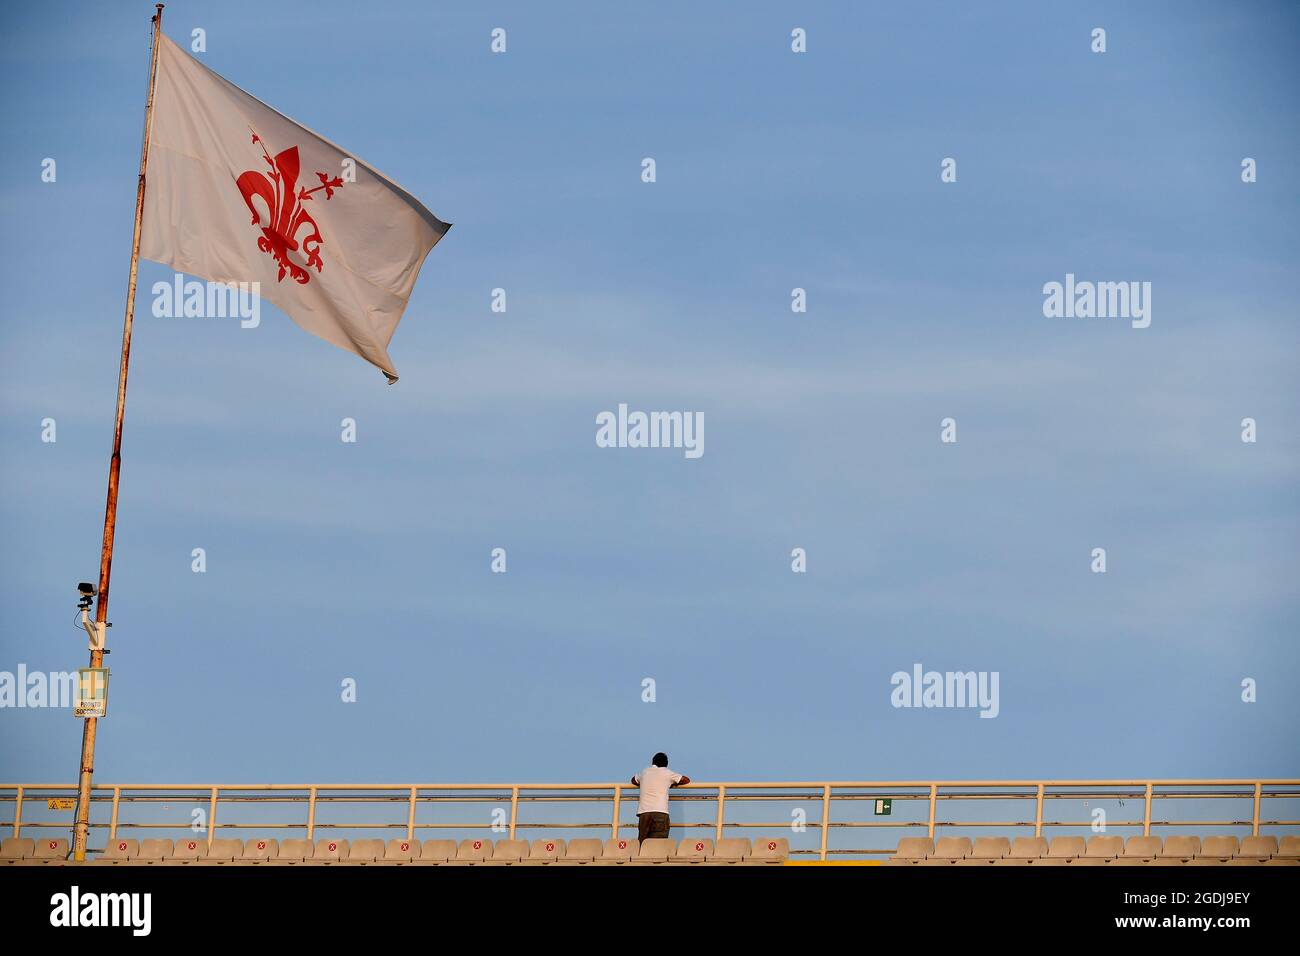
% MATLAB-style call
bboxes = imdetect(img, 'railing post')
[714,786,725,841]
[109,787,121,841]
[205,787,219,849]
[1252,782,1262,837]
[1034,784,1045,837]
[12,786,22,838]
[1143,783,1153,836]
[406,786,417,841]
[819,785,831,861]
[611,786,621,840]
[509,786,519,839]
[927,784,938,838]
[306,786,317,841]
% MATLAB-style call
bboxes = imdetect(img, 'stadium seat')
[670,837,714,863]
[1037,836,1086,866]
[271,838,314,864]
[1110,836,1162,865]
[710,838,752,864]
[921,836,972,865]
[528,839,566,863]
[1230,836,1278,865]
[98,838,139,864]
[993,837,1047,865]
[311,838,349,864]
[138,839,174,864]
[204,838,243,864]
[1071,835,1123,866]
[0,838,34,864]
[345,839,384,864]
[633,838,675,864]
[20,838,70,866]
[750,837,789,863]
[1187,836,1238,865]
[383,839,419,863]
[449,838,493,864]
[593,837,637,865]
[1157,835,1200,864]
[886,837,934,865]
[486,839,530,865]
[554,838,603,864]
[243,838,279,863]
[1268,836,1300,865]
[171,837,207,864]
[415,839,457,864]
[964,837,1010,864]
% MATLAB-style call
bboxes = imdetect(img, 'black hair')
[652,752,668,767]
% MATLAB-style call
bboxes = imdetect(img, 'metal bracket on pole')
[80,609,105,652]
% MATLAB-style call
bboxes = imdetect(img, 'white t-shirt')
[634,766,684,815]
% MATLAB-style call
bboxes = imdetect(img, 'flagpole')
[71,2,165,863]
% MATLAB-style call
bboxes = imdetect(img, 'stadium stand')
[7,832,1298,865]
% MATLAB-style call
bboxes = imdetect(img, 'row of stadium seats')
[0,836,791,866]
[888,835,1300,865]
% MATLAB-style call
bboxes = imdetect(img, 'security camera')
[77,582,96,610]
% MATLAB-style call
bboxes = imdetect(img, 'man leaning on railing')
[630,753,691,843]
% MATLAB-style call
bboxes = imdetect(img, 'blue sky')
[0,0,1296,789]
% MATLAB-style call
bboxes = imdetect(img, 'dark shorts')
[637,812,670,843]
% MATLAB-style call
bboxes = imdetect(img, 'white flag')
[140,34,449,382]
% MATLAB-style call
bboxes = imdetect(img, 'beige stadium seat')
[171,837,208,864]
[963,837,1010,864]
[529,839,566,863]
[750,837,789,863]
[592,837,637,865]
[204,838,243,864]
[311,838,349,864]
[1278,836,1300,859]
[345,839,384,864]
[1187,836,1238,866]
[486,839,530,865]
[633,838,675,864]
[886,837,934,865]
[554,838,604,864]
[383,839,419,863]
[1110,836,1162,866]
[271,838,314,864]
[993,836,1047,865]
[1070,835,1124,866]
[1229,836,1277,865]
[670,838,714,863]
[1157,835,1200,864]
[1036,836,1086,866]
[243,838,279,863]
[449,838,493,865]
[921,836,973,865]
[97,838,139,865]
[0,838,34,865]
[24,838,70,866]
[710,838,752,864]
[415,839,457,865]
[138,839,175,864]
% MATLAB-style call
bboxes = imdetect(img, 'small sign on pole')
[74,667,109,718]
[48,798,76,811]
[874,798,892,816]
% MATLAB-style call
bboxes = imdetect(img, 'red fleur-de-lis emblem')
[236,129,344,285]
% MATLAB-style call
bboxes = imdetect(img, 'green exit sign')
[874,799,892,816]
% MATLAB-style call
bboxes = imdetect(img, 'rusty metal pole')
[71,3,165,863]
